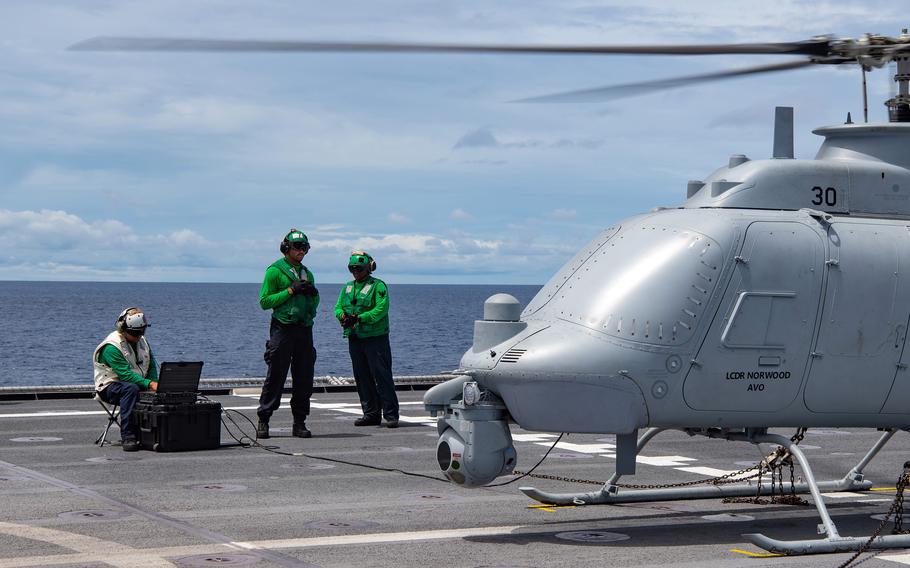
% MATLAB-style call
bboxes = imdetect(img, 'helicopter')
[73,30,910,556]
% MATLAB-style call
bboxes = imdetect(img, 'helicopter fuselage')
[467,206,910,432]
[425,120,910,486]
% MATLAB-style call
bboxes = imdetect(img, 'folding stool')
[94,393,121,446]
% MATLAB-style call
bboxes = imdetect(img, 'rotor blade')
[514,59,818,103]
[69,36,833,57]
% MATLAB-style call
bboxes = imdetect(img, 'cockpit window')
[526,224,723,346]
[522,226,620,317]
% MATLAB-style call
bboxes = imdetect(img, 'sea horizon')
[0,281,542,388]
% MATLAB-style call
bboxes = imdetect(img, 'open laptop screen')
[156,361,204,393]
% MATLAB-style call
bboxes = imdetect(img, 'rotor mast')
[887,29,910,122]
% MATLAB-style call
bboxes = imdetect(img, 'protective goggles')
[290,241,310,251]
[348,264,367,273]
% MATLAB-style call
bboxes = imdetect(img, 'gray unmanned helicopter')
[75,30,910,556]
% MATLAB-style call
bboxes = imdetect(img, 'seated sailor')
[93,307,159,452]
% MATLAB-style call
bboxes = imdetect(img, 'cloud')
[0,208,224,278]
[450,208,473,220]
[459,159,508,166]
[551,138,605,149]
[5,1,904,285]
[150,97,270,134]
[453,127,499,149]
[453,127,606,152]
[0,208,582,282]
[549,208,577,219]
[387,212,411,225]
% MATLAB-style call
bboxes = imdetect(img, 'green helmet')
[348,251,376,272]
[281,228,310,253]
[285,229,308,243]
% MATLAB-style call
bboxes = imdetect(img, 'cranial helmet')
[116,307,149,336]
[348,251,377,272]
[280,228,310,253]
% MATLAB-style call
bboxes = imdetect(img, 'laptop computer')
[139,361,204,404]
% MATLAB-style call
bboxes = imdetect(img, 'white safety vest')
[93,331,152,392]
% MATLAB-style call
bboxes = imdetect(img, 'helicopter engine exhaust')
[426,377,517,486]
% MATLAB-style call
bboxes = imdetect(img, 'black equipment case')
[132,401,222,452]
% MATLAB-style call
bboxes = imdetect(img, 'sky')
[0,1,905,284]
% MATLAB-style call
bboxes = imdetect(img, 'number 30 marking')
[811,186,837,206]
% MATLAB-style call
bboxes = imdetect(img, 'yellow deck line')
[729,548,783,558]
[527,504,576,512]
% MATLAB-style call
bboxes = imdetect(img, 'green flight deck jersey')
[98,344,159,389]
[333,276,390,338]
[260,257,319,325]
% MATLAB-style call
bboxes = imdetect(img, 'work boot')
[122,438,140,452]
[385,420,399,429]
[292,422,312,438]
[256,420,270,439]
[354,416,381,426]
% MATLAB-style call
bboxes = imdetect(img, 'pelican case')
[132,401,222,452]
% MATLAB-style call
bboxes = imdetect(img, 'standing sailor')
[257,228,319,439]
[334,251,399,428]
[93,307,158,451]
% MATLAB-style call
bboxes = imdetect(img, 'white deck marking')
[0,410,111,418]
[399,415,438,424]
[239,524,525,549]
[0,399,427,419]
[0,524,537,567]
[880,553,910,565]
[636,456,698,467]
[0,395,733,477]
[675,466,746,477]
[548,441,615,454]
[0,521,177,568]
[821,491,872,499]
[512,433,558,442]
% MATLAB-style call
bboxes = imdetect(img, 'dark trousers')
[348,334,398,421]
[258,319,315,424]
[98,381,140,441]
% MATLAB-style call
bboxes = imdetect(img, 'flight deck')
[2,390,910,567]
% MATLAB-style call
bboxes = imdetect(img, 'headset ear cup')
[371,260,377,271]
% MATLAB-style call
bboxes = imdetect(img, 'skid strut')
[520,428,901,555]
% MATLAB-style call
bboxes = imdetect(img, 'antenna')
[773,107,794,159]
[862,67,869,123]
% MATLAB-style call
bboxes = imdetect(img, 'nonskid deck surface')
[2,391,910,567]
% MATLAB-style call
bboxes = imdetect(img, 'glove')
[341,314,359,329]
[291,280,318,296]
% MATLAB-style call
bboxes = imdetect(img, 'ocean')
[0,281,540,387]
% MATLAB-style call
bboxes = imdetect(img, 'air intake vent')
[499,348,527,363]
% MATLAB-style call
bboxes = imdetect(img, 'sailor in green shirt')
[257,229,320,439]
[92,307,158,451]
[334,251,399,427]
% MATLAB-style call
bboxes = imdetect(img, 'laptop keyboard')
[139,391,198,405]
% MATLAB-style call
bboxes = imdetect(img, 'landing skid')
[520,427,900,555]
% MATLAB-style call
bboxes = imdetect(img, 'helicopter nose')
[474,321,651,435]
